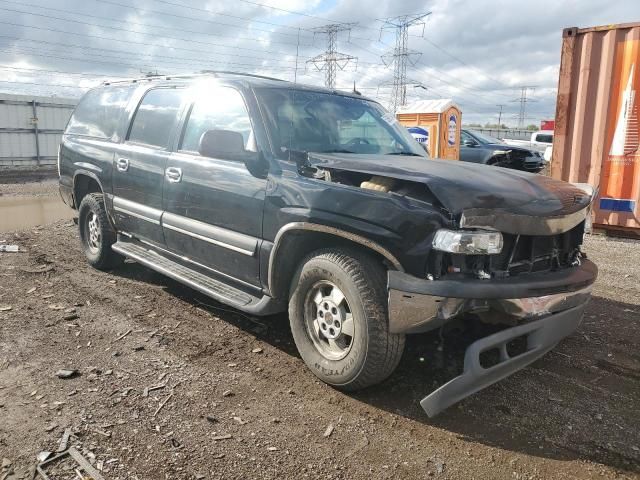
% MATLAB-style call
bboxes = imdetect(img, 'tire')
[288,248,405,391]
[78,193,123,270]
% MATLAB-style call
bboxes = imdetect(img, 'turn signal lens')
[433,229,503,255]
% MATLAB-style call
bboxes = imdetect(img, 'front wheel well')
[73,175,102,209]
[269,230,392,300]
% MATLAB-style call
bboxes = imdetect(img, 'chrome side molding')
[113,196,162,225]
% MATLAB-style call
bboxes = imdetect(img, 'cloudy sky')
[0,0,638,126]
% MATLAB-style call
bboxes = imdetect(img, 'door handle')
[116,157,129,172]
[165,167,182,183]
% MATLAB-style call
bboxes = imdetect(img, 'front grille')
[489,224,585,277]
[428,221,585,280]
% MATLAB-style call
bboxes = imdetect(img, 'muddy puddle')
[0,195,75,233]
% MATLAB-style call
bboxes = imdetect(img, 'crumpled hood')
[307,153,592,218]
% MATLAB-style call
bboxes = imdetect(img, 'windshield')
[256,88,427,158]
[468,130,504,144]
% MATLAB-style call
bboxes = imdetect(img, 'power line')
[418,36,514,91]
[0,19,304,60]
[0,5,310,52]
[90,0,315,39]
[0,64,130,78]
[306,24,358,89]
[0,35,304,69]
[409,59,513,99]
[378,12,431,112]
[0,34,303,67]
[201,0,384,33]
[148,0,326,30]
[0,46,296,76]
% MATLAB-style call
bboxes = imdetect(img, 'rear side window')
[127,88,184,148]
[535,133,553,143]
[66,86,131,139]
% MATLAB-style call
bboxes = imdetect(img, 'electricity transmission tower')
[512,86,537,128]
[306,23,358,89]
[379,13,431,112]
[497,104,505,125]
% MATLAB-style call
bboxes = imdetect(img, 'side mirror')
[198,129,246,158]
[463,140,476,147]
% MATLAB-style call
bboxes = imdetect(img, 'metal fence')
[466,127,534,141]
[0,93,77,168]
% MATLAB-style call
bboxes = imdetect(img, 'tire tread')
[78,193,122,271]
[291,247,405,391]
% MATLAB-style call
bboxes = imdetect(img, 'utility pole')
[306,23,357,89]
[497,104,505,126]
[512,86,537,128]
[378,13,431,112]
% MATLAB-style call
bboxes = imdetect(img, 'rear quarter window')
[65,86,132,139]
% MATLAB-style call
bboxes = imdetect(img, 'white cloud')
[1,0,639,125]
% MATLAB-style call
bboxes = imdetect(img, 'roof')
[100,71,370,100]
[397,99,459,114]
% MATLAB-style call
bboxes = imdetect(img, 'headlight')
[432,229,503,255]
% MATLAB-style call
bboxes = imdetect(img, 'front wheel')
[78,193,123,270]
[288,248,405,391]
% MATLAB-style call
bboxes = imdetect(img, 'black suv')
[460,129,545,172]
[59,73,597,416]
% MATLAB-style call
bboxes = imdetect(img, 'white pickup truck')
[503,130,553,162]
[504,130,553,151]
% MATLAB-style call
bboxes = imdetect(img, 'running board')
[111,241,283,315]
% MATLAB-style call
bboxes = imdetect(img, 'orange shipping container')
[552,22,640,235]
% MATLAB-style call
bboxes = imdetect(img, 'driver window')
[180,87,255,154]
[461,131,475,145]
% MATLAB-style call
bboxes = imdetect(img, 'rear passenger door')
[111,87,185,247]
[162,85,266,287]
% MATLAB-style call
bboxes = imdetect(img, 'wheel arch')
[267,222,404,300]
[73,170,104,209]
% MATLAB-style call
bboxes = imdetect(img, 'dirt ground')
[0,182,639,480]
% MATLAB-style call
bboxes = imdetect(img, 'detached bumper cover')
[420,303,586,416]
[387,260,597,416]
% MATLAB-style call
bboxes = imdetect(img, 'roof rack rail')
[198,70,286,82]
[102,71,286,86]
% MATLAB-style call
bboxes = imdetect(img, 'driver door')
[460,131,484,163]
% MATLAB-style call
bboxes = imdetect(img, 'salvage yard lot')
[0,187,639,479]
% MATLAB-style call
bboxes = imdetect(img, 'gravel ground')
[0,184,639,480]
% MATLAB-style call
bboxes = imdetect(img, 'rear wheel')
[288,248,405,391]
[78,193,123,270]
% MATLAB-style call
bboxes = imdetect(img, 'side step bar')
[111,241,283,315]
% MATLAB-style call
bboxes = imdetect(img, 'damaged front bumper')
[387,260,597,416]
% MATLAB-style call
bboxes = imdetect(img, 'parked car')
[58,73,597,416]
[502,129,554,153]
[460,129,545,172]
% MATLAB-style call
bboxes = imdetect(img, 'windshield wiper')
[319,149,357,154]
[385,151,422,156]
